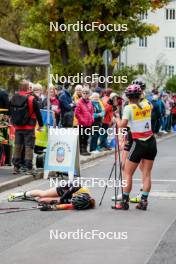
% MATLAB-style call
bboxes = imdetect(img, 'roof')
[0,37,50,66]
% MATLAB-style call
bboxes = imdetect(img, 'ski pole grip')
[55,204,74,210]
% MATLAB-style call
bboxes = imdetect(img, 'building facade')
[121,0,176,78]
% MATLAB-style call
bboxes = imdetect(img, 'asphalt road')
[0,136,176,264]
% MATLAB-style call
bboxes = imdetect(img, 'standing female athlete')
[115,84,157,210]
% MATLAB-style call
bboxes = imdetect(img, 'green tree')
[0,0,48,91]
[145,55,167,88]
[0,0,170,89]
[166,75,176,93]
[17,0,169,75]
[112,66,143,92]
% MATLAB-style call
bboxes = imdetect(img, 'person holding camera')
[98,92,119,151]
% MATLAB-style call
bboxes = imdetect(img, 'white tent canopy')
[0,37,50,66]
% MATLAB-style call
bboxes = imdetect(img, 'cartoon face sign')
[56,147,65,163]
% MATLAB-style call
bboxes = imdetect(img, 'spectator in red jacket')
[75,87,94,156]
[172,95,176,129]
[102,88,112,105]
[11,80,43,174]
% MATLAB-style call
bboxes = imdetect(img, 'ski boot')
[136,199,148,211]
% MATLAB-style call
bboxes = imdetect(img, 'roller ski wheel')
[130,196,141,203]
[136,200,148,211]
[8,194,17,202]
[112,200,129,210]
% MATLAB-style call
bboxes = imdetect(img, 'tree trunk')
[60,40,69,65]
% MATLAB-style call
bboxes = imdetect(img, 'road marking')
[134,179,176,183]
[81,162,99,170]
[81,158,108,170]
[80,177,176,183]
[150,191,176,199]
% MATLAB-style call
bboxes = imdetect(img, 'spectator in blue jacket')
[90,92,105,153]
[151,94,162,134]
[59,82,74,127]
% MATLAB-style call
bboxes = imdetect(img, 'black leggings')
[79,126,90,150]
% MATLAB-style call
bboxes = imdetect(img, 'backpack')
[10,94,31,126]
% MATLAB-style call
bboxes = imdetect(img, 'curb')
[0,175,34,193]
[0,133,175,193]
[80,149,114,165]
[156,132,176,143]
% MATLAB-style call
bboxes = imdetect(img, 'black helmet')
[64,81,70,89]
[71,193,91,210]
[132,79,146,90]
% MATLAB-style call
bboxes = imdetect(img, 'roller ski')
[8,191,36,202]
[130,188,143,203]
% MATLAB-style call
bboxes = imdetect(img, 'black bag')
[10,94,30,126]
[61,111,74,127]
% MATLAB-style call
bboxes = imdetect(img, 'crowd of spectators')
[0,81,176,171]
[147,89,176,135]
[31,82,122,156]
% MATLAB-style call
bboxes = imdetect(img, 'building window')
[165,65,175,77]
[139,37,147,47]
[139,11,148,20]
[166,8,176,20]
[138,63,147,74]
[165,37,175,48]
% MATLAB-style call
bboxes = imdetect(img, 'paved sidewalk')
[0,167,18,184]
[0,148,114,192]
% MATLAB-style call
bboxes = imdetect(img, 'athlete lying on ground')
[8,182,95,210]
